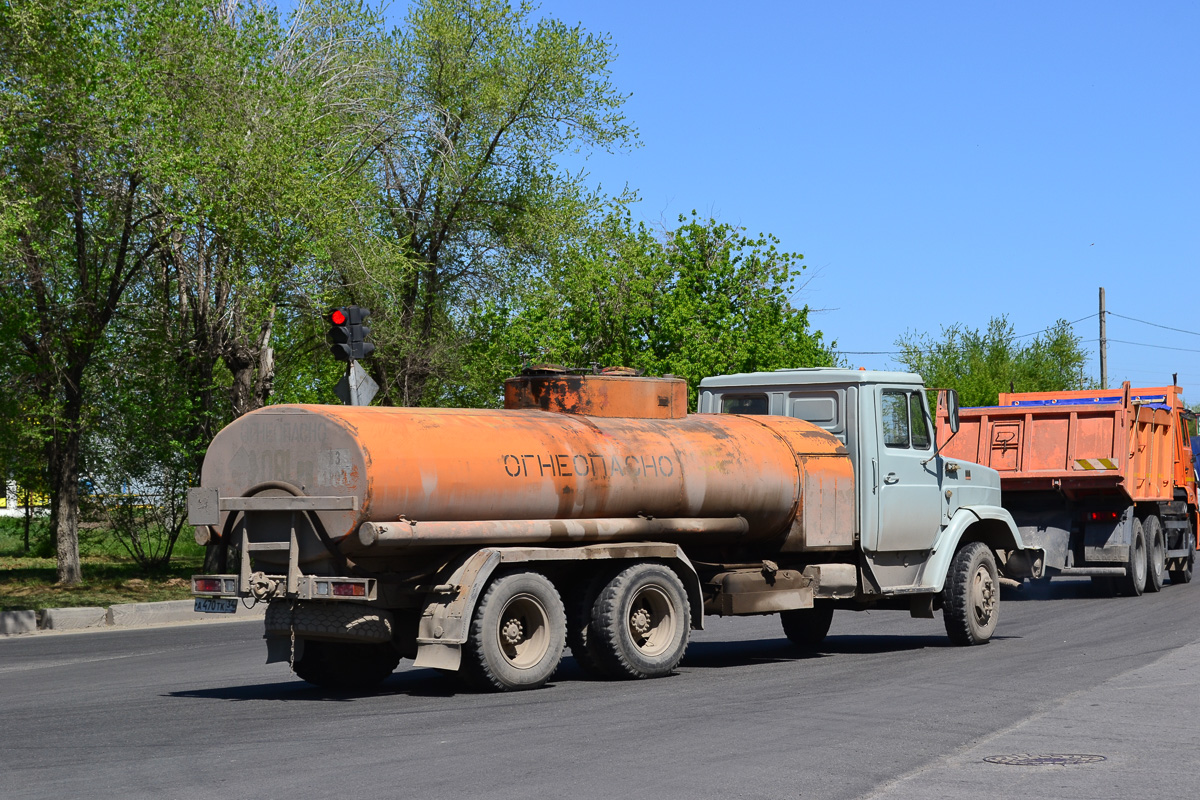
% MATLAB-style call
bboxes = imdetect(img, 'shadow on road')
[168,630,1020,703]
[1001,577,1133,602]
[168,667,466,702]
[679,633,958,670]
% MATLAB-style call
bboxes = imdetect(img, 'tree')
[894,316,1092,407]
[459,208,834,406]
[0,0,202,582]
[345,0,636,406]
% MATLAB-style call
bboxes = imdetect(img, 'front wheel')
[942,542,999,646]
[461,571,566,692]
[593,563,691,679]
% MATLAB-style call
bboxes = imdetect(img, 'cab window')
[910,392,931,450]
[722,394,769,414]
[881,390,910,448]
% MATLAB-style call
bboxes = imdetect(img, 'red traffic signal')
[327,306,374,361]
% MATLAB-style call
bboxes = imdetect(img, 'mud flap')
[413,642,462,671]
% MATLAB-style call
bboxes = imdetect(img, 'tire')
[565,570,620,678]
[942,542,999,646]
[780,604,834,652]
[1169,527,1195,585]
[1120,517,1147,597]
[593,563,691,679]
[292,640,401,690]
[461,571,566,692]
[1144,515,1165,593]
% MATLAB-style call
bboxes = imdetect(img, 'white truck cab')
[700,368,1042,603]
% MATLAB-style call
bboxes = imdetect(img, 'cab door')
[874,387,942,552]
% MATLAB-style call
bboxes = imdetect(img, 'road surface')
[1,578,1197,799]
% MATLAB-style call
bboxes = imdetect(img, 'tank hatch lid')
[504,369,688,419]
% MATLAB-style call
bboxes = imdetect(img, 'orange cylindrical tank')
[200,375,855,561]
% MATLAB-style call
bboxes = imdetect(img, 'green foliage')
[458,208,834,406]
[0,0,839,588]
[346,0,636,406]
[895,316,1093,407]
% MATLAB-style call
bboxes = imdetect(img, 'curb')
[1,599,266,636]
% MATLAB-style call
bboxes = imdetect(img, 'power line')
[1014,312,1098,340]
[839,313,1200,359]
[1108,312,1200,338]
[1106,338,1200,354]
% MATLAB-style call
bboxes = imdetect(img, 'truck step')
[1056,567,1127,577]
[1165,549,1192,559]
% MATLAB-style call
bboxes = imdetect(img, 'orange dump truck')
[937,383,1197,595]
[188,368,1037,692]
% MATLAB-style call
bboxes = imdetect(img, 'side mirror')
[946,389,960,433]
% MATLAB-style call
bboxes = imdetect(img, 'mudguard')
[919,505,1044,593]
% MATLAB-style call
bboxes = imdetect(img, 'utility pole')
[1099,287,1107,390]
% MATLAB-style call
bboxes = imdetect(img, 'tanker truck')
[189,367,1041,692]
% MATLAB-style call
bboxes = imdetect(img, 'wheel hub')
[972,566,996,624]
[501,617,525,646]
[630,606,652,638]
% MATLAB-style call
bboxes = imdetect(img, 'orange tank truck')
[190,368,1037,692]
[936,382,1197,596]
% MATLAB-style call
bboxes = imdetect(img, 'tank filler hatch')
[503,366,688,419]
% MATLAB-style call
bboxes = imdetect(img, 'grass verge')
[0,516,205,612]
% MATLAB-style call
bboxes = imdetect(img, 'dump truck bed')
[936,384,1193,503]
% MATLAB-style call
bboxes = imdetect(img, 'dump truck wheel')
[461,571,566,692]
[780,604,834,651]
[594,563,691,679]
[1144,516,1165,593]
[292,640,401,690]
[1120,518,1147,597]
[942,542,999,646]
[566,570,617,679]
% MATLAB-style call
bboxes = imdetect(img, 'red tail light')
[1088,511,1120,522]
[195,578,222,593]
[332,582,366,597]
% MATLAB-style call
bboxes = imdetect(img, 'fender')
[918,505,1044,593]
[412,542,704,672]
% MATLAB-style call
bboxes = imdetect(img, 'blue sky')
[374,1,1199,395]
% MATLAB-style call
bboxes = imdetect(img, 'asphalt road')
[2,578,1198,800]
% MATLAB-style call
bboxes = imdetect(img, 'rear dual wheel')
[292,640,401,690]
[461,571,567,692]
[1120,518,1148,597]
[780,604,834,652]
[571,563,692,680]
[1144,515,1166,593]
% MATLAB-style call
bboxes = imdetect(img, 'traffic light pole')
[347,360,360,406]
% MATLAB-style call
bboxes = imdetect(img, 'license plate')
[194,597,238,614]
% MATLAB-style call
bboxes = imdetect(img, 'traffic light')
[327,306,375,361]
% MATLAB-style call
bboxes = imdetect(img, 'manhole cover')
[984,754,1107,767]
